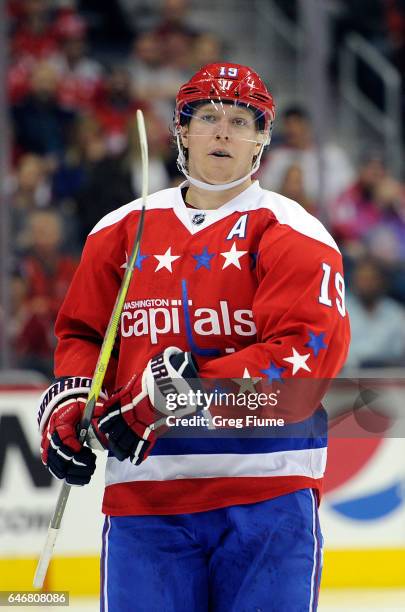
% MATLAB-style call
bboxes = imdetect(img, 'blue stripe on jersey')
[151,409,327,456]
[150,435,327,456]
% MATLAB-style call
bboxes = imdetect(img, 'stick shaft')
[33,110,148,589]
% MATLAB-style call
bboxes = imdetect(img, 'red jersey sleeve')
[53,224,124,392]
[199,223,350,418]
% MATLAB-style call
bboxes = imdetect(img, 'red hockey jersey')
[53,181,350,515]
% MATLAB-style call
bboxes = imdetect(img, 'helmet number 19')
[219,66,239,78]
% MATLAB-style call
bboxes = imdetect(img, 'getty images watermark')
[154,375,405,438]
[164,388,285,429]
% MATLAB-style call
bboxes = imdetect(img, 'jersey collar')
[173,180,263,234]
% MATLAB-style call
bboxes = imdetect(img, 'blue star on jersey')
[305,331,327,358]
[192,246,215,270]
[261,361,286,383]
[135,250,149,270]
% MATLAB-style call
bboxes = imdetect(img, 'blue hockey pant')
[101,488,323,612]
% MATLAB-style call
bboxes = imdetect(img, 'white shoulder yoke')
[258,189,340,253]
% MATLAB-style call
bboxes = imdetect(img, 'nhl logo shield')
[192,212,206,225]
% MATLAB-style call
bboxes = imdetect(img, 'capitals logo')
[121,295,256,346]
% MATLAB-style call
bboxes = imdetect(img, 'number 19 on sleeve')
[318,262,346,317]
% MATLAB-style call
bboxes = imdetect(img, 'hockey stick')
[33,110,149,589]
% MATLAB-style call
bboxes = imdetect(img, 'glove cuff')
[145,346,204,417]
[38,376,108,437]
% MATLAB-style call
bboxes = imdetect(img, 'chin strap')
[175,134,268,192]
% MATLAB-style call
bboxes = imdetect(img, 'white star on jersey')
[154,247,180,272]
[283,348,311,375]
[232,368,261,395]
[220,241,247,270]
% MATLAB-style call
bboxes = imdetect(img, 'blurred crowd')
[4,0,405,378]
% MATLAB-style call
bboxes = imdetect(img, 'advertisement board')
[1,384,404,592]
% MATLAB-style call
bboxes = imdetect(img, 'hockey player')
[38,63,350,611]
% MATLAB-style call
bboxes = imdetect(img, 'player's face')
[180,103,262,185]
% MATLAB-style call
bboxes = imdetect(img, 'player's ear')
[180,125,189,149]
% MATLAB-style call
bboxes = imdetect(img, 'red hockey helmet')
[175,62,276,139]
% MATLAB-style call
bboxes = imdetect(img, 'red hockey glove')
[98,347,202,465]
[38,378,107,486]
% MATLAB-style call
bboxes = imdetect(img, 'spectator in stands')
[150,0,198,85]
[365,175,405,304]
[331,154,386,251]
[73,0,132,51]
[92,66,144,154]
[11,153,51,211]
[8,0,26,25]
[12,61,76,158]
[345,257,405,368]
[50,12,104,111]
[21,209,77,313]
[52,114,107,204]
[49,113,110,247]
[191,32,223,71]
[74,109,171,238]
[154,0,198,40]
[11,0,57,61]
[129,31,183,125]
[164,28,195,78]
[7,269,28,367]
[14,209,78,377]
[10,154,52,253]
[259,106,354,211]
[365,175,405,264]
[331,153,405,261]
[277,164,316,215]
[8,54,36,106]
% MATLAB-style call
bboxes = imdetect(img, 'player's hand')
[40,396,106,486]
[97,347,202,465]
